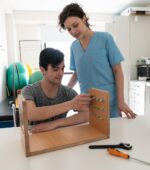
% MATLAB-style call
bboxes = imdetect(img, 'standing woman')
[58,3,136,118]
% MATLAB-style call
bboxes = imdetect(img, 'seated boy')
[22,48,91,133]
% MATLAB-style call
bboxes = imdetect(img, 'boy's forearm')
[54,111,89,128]
[28,100,74,121]
[31,111,89,133]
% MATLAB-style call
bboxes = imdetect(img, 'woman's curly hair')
[58,3,90,30]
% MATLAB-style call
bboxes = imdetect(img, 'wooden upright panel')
[18,95,30,156]
[89,88,110,137]
[18,88,110,157]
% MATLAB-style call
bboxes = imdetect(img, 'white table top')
[0,115,150,170]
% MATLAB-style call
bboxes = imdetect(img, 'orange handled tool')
[107,148,150,166]
[107,148,129,159]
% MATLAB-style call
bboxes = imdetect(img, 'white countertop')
[146,82,150,86]
[0,115,150,170]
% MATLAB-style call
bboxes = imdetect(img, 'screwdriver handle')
[107,148,129,159]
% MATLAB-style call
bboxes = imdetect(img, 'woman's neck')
[80,30,94,49]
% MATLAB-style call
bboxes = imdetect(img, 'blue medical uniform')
[70,32,124,117]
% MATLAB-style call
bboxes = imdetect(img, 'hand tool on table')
[89,143,132,150]
[107,148,150,166]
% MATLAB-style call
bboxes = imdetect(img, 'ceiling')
[1,0,150,14]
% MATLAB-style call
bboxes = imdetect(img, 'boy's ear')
[40,66,45,74]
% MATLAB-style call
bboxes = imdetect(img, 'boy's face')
[41,61,65,85]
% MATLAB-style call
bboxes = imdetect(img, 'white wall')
[5,13,18,65]
[0,11,8,102]
[106,17,130,102]
[16,24,41,62]
[130,15,150,79]
[5,10,115,66]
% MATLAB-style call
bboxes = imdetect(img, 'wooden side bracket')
[18,88,110,157]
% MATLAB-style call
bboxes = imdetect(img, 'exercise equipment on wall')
[29,71,43,84]
[26,64,34,77]
[6,62,29,127]
[7,62,29,96]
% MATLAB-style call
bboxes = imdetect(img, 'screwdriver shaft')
[107,148,150,166]
[131,157,150,166]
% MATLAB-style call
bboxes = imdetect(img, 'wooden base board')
[28,124,107,156]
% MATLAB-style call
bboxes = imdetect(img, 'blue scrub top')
[70,32,124,117]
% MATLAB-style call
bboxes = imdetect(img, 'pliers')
[89,143,132,150]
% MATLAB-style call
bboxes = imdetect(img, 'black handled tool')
[89,143,132,150]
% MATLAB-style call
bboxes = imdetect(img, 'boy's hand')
[71,94,91,111]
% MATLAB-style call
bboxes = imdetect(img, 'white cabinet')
[129,80,150,115]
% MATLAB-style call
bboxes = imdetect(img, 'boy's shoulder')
[22,81,41,93]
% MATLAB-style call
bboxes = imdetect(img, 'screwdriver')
[107,148,150,166]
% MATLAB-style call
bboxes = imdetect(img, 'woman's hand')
[118,102,137,119]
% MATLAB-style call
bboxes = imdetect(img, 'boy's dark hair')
[58,3,90,30]
[39,48,64,70]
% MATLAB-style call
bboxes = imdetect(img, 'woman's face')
[64,16,89,40]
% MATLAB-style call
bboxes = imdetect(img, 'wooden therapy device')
[18,88,110,157]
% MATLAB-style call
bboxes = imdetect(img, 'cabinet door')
[129,81,145,115]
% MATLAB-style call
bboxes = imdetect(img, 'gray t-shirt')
[22,81,77,124]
